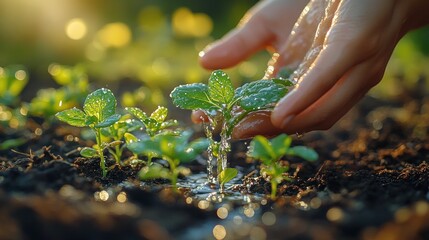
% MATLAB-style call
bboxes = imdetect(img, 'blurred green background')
[1,0,428,102]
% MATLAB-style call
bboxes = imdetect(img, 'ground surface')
[0,83,428,240]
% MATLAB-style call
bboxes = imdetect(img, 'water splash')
[202,118,217,186]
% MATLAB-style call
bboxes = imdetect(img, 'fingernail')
[280,115,295,129]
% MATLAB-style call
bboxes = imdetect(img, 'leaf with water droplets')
[83,88,117,123]
[170,83,216,111]
[150,106,168,123]
[236,80,288,111]
[272,78,294,87]
[126,107,148,123]
[208,70,234,105]
[55,107,87,127]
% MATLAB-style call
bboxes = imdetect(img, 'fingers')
[191,110,209,123]
[271,0,396,129]
[192,109,281,140]
[231,111,282,139]
[199,16,273,70]
[273,57,386,134]
[199,0,308,70]
[264,0,329,78]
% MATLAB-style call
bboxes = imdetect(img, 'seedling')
[55,88,121,177]
[0,65,28,106]
[127,131,209,190]
[27,64,89,118]
[126,106,179,165]
[101,115,142,165]
[170,70,292,187]
[126,106,178,138]
[247,134,318,199]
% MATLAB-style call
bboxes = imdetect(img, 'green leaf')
[0,138,27,150]
[270,134,292,157]
[83,88,116,123]
[177,138,209,163]
[126,107,148,123]
[124,133,138,144]
[139,163,169,180]
[248,135,276,164]
[127,139,161,157]
[287,146,318,161]
[189,138,210,153]
[80,147,98,158]
[143,118,160,132]
[272,78,294,87]
[85,115,98,126]
[236,80,287,111]
[55,108,87,127]
[150,106,168,123]
[219,168,238,185]
[208,70,234,105]
[160,119,178,129]
[95,114,121,128]
[170,83,216,111]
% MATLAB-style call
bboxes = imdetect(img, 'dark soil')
[1,84,429,240]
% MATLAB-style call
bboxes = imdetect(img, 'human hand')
[196,0,429,139]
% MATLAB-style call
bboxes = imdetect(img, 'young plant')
[27,64,89,118]
[100,115,142,165]
[126,106,179,165]
[127,131,209,190]
[170,70,292,187]
[247,134,318,199]
[126,106,178,138]
[0,65,28,106]
[55,88,121,177]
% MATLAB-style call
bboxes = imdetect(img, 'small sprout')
[126,106,179,165]
[218,168,238,191]
[126,106,178,137]
[127,131,209,190]
[101,116,142,165]
[0,65,28,106]
[27,64,89,118]
[171,70,292,187]
[56,88,121,177]
[247,134,318,199]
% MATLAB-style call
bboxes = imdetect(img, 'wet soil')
[1,84,429,240]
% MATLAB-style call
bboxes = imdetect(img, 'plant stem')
[95,128,107,178]
[271,180,277,200]
[167,158,178,192]
[147,153,153,166]
[114,145,122,165]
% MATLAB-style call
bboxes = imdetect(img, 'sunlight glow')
[172,8,212,38]
[97,22,131,48]
[65,18,87,40]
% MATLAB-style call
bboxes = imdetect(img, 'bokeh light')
[65,18,87,40]
[97,22,131,48]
